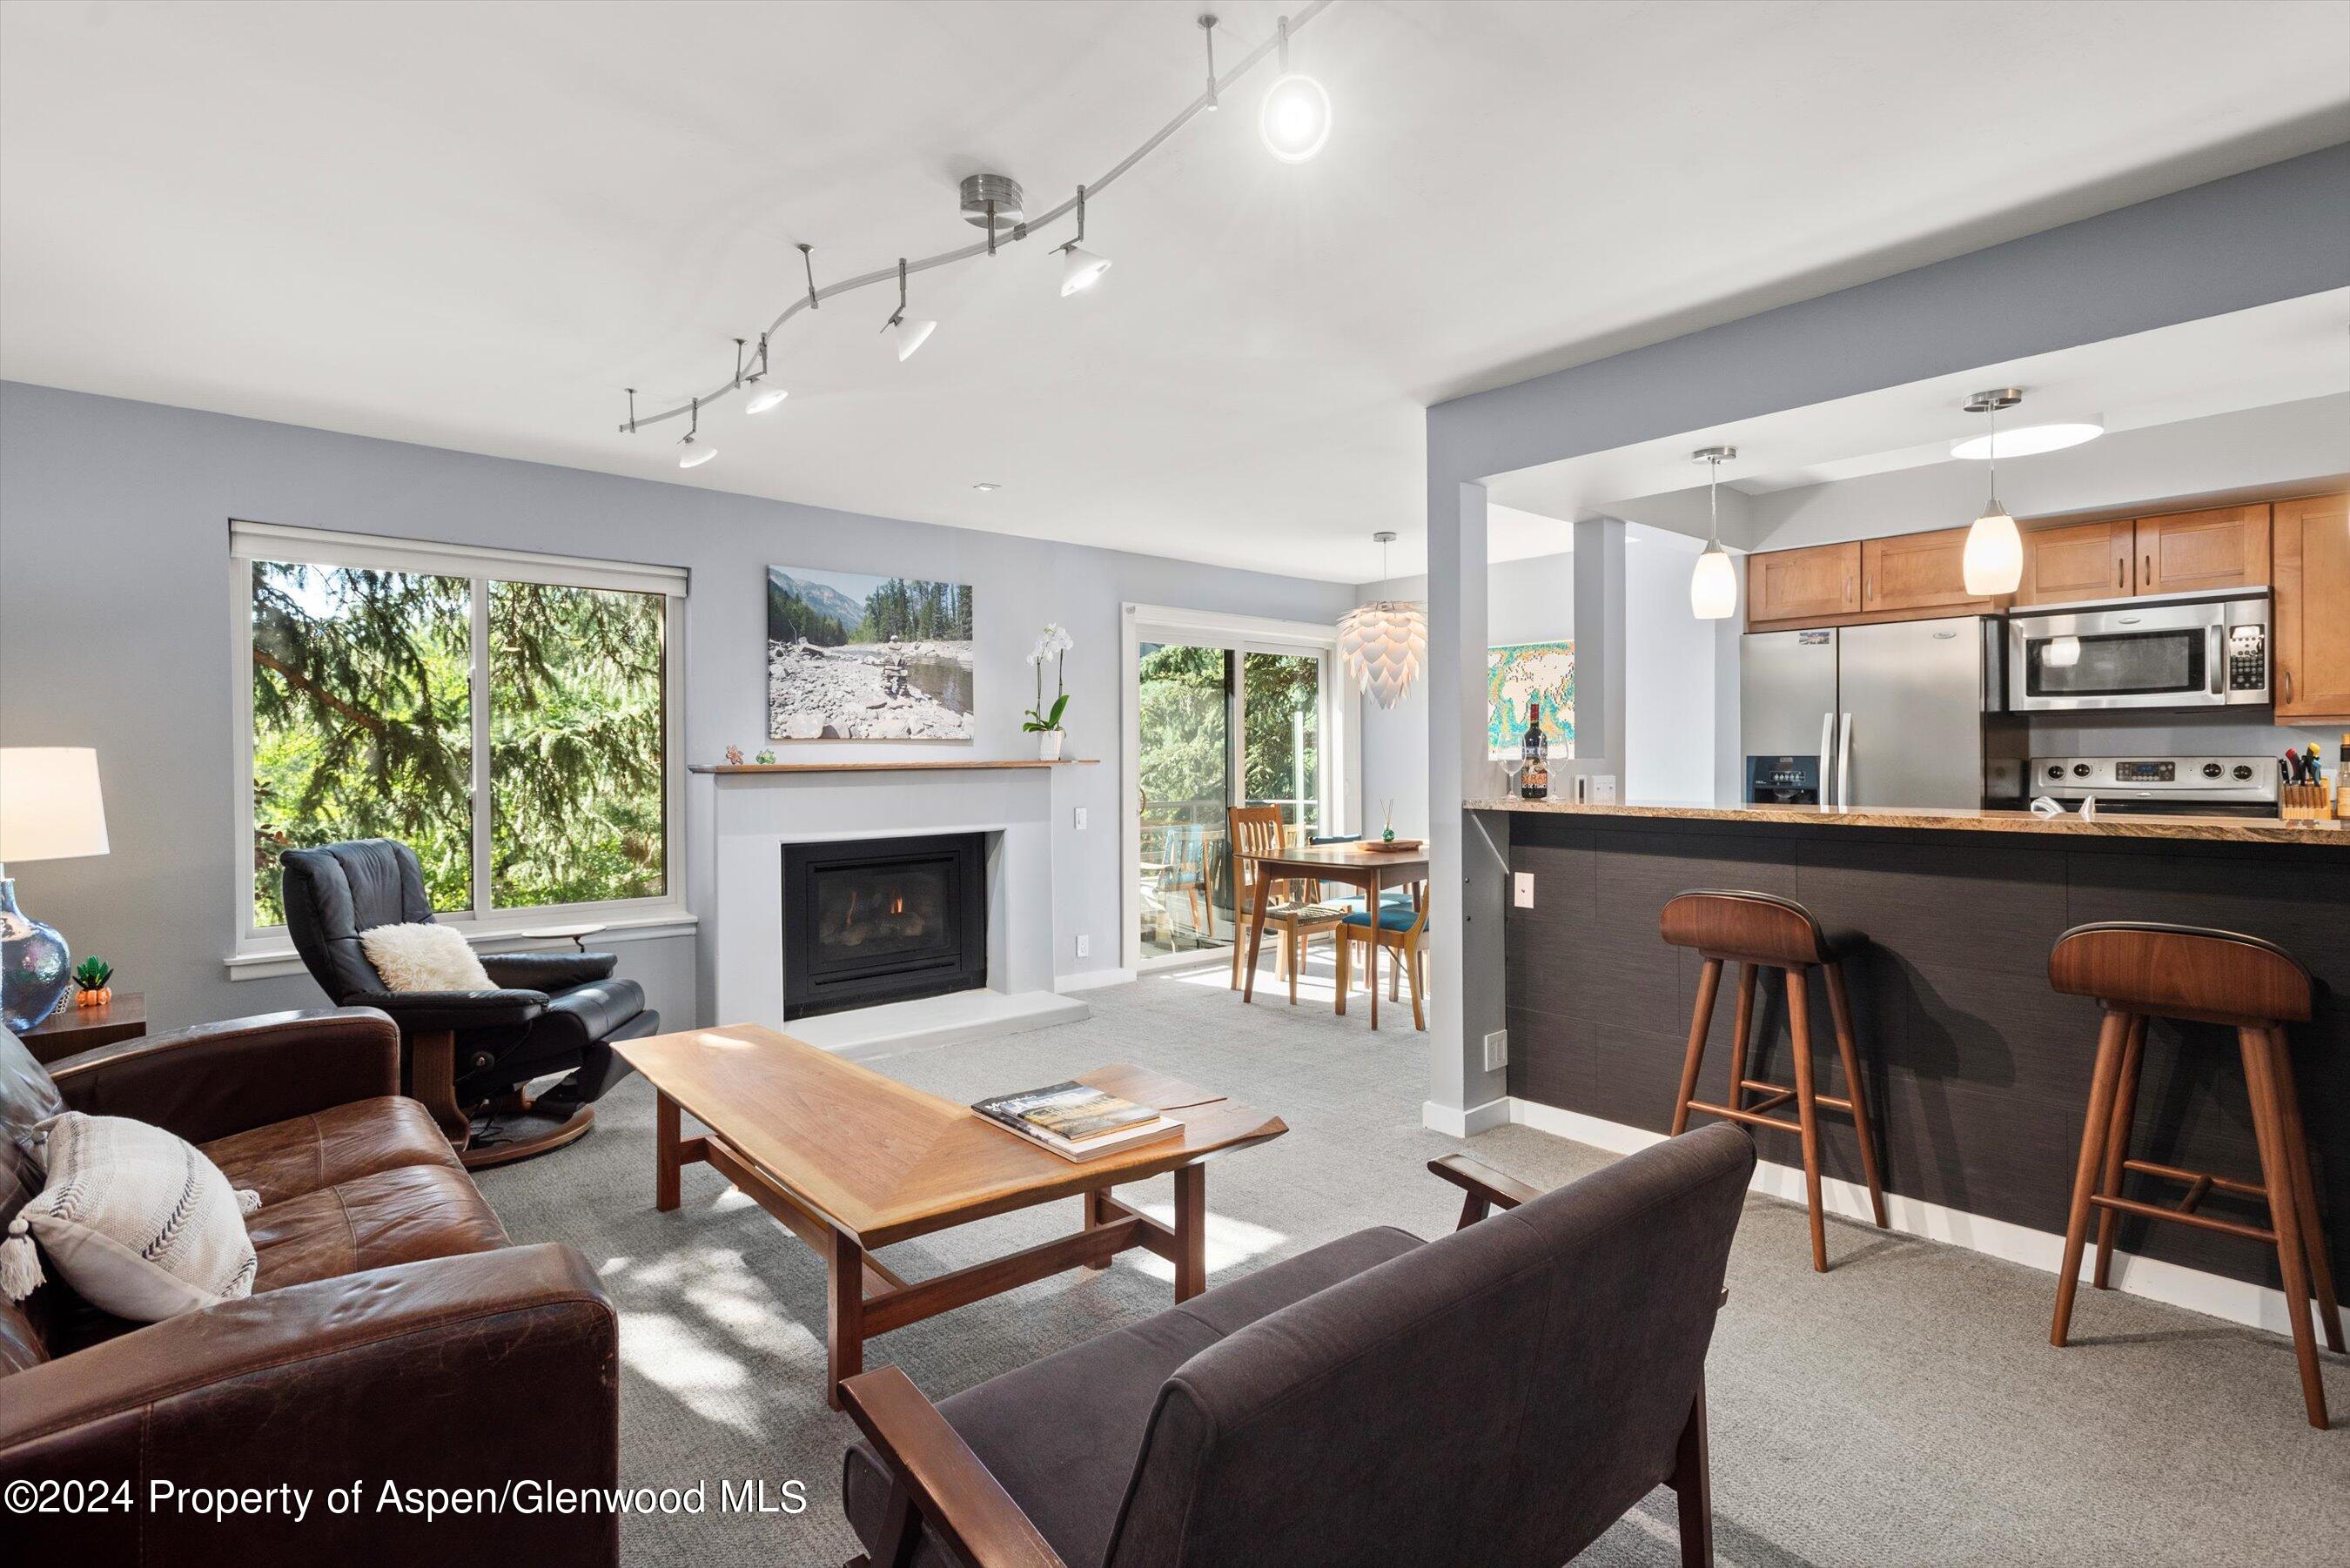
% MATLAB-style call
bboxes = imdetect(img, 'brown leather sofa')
[0,1008,620,1563]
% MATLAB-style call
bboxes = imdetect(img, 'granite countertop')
[1463,797,2349,846]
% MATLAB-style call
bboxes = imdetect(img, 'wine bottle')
[1521,697,1549,801]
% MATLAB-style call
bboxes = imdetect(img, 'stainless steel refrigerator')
[1741,616,2004,809]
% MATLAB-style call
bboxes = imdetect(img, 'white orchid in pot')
[1024,623,1073,760]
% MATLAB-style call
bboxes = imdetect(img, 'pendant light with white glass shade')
[1959,387,2024,595]
[882,258,937,362]
[1689,446,1739,620]
[1337,531,1427,709]
[738,333,789,414]
[676,398,715,469]
[1058,184,1111,297]
[1259,16,1332,164]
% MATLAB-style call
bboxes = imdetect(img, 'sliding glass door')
[1127,612,1338,970]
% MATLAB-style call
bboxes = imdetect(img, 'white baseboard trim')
[1055,967,1137,994]
[1506,1098,2306,1340]
[1422,1096,1512,1139]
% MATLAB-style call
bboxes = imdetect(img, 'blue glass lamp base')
[1,877,73,1035]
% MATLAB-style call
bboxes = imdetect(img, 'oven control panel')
[2031,754,2279,809]
[2226,624,2267,693]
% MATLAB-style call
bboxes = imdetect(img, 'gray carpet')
[476,965,2350,1567]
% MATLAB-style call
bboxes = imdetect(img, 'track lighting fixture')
[1259,16,1331,163]
[616,3,1336,447]
[1689,446,1738,620]
[883,258,937,362]
[1960,389,2024,596]
[742,333,788,413]
[677,398,715,468]
[1058,185,1111,297]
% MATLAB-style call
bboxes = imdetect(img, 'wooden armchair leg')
[406,1028,472,1151]
[1669,1380,1714,1567]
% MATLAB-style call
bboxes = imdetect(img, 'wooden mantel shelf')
[690,758,1099,774]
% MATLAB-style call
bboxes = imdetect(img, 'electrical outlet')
[1073,807,1088,830]
[1075,935,1091,959]
[1483,1029,1509,1071]
[1590,774,1619,803]
[1512,872,1534,908]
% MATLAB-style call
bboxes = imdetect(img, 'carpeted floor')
[476,965,2350,1567]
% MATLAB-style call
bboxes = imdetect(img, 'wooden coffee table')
[615,1025,1288,1408]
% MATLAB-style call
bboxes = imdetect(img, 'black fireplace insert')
[782,833,988,1020]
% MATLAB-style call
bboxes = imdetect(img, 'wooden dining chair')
[1335,887,1431,1030]
[1228,804,1346,1004]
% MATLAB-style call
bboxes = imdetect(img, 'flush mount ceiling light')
[614,4,1336,452]
[883,258,938,362]
[1058,184,1111,297]
[1689,446,1739,620]
[1259,16,1332,163]
[1336,531,1427,710]
[1959,388,2024,596]
[1950,419,2102,460]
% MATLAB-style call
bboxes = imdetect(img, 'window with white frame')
[232,522,687,943]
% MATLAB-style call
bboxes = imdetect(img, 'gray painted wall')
[1422,142,2350,1120]
[0,381,1357,1031]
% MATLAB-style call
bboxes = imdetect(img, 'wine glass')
[1500,755,1523,799]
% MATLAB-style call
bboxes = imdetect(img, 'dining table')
[1239,841,1431,1029]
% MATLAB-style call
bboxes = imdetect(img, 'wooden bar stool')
[2048,921,2344,1429]
[1662,889,1888,1272]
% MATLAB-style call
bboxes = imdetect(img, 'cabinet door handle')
[2284,667,2295,704]
[2143,553,2152,586]
[2116,559,2125,590]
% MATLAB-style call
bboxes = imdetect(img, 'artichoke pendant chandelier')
[1337,531,1428,710]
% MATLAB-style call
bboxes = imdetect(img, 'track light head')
[1059,245,1111,296]
[1259,17,1330,161]
[893,317,937,361]
[677,436,716,469]
[743,382,789,415]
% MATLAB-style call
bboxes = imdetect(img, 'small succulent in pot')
[71,956,114,1008]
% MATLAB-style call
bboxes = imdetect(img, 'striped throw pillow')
[1,1111,261,1320]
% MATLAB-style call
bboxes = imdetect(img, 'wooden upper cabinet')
[2013,519,2135,606]
[1748,541,1860,626]
[2274,492,2350,720]
[1860,526,1986,615]
[2138,503,2271,597]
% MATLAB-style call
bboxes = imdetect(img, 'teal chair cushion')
[1342,903,1422,932]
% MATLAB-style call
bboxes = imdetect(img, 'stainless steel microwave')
[2005,595,2269,712]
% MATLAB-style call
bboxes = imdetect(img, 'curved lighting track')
[620,0,1335,437]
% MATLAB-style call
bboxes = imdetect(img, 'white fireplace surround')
[699,766,1084,1049]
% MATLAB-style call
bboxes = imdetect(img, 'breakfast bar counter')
[1472,795,2350,1297]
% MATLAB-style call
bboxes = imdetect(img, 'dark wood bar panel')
[1493,809,2350,1290]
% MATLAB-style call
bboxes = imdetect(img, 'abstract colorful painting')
[1487,640,1574,759]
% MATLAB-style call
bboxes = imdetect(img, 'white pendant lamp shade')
[1059,245,1111,296]
[1688,445,1740,620]
[1690,545,1738,620]
[1338,530,1427,709]
[1260,73,1332,162]
[743,382,789,414]
[1963,506,2022,595]
[677,437,716,469]
[894,317,937,362]
[1338,601,1427,709]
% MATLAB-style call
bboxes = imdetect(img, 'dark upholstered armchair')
[838,1122,1756,1568]
[280,839,655,1168]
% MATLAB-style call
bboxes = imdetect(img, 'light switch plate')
[1590,774,1619,803]
[1073,807,1088,830]
[1075,935,1091,959]
[1513,872,1534,908]
[1483,1029,1509,1071]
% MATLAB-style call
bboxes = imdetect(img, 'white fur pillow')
[359,921,493,993]
[2,1111,261,1319]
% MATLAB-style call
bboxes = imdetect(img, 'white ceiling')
[3,2,2347,583]
[1487,288,2350,539]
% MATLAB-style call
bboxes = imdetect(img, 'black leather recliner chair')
[280,839,654,1168]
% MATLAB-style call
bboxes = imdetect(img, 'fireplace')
[781,833,988,1020]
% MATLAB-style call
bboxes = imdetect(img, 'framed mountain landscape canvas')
[767,566,976,740]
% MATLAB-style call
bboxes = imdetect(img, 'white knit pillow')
[359,921,493,993]
[1,1111,261,1319]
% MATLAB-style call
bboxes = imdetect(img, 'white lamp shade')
[895,318,938,362]
[1259,72,1332,163]
[1689,546,1738,620]
[1059,245,1111,297]
[0,747,110,862]
[1336,600,1427,709]
[743,383,789,414]
[1962,508,2023,595]
[677,439,717,469]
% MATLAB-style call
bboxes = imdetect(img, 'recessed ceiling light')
[1950,420,2103,460]
[971,482,1001,493]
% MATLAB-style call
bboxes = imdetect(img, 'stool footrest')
[1737,1086,1796,1116]
[1683,1100,1804,1137]
[2089,1191,2275,1244]
[2121,1157,2265,1204]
